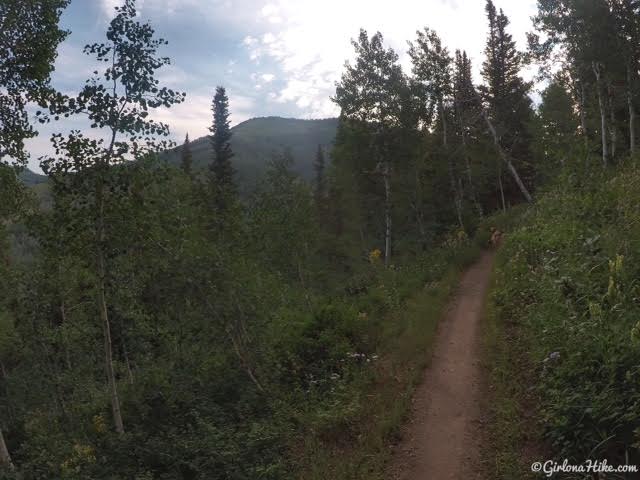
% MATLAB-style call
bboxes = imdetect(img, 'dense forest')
[2,0,640,478]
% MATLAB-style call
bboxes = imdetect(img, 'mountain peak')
[165,116,339,186]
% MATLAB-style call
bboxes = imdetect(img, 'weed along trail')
[387,251,495,480]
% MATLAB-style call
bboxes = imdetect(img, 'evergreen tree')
[181,133,193,175]
[481,0,534,201]
[209,86,236,208]
[453,50,484,216]
[536,79,579,173]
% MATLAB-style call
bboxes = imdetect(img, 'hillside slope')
[18,169,47,187]
[163,116,339,186]
[485,168,640,478]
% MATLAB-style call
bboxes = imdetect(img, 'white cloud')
[100,0,121,18]
[261,3,283,23]
[243,0,537,118]
[102,0,238,21]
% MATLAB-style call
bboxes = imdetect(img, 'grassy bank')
[483,167,640,478]
[482,255,544,479]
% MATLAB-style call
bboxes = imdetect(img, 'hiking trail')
[387,251,495,480]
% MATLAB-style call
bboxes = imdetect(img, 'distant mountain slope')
[19,168,48,187]
[19,117,340,192]
[163,116,339,186]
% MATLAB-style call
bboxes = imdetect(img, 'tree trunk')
[579,81,589,147]
[122,335,134,386]
[440,101,464,228]
[608,81,617,161]
[441,101,448,148]
[479,104,533,203]
[579,81,590,171]
[97,179,125,435]
[497,163,506,212]
[383,159,392,267]
[593,62,609,167]
[628,64,636,156]
[412,167,428,248]
[461,128,483,217]
[228,331,264,393]
[0,428,13,470]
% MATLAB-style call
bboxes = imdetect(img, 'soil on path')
[387,251,495,480]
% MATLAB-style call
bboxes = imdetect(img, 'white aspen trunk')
[440,101,464,228]
[0,428,13,470]
[479,103,533,203]
[628,64,636,155]
[457,99,483,217]
[228,331,264,393]
[579,81,590,171]
[608,82,617,161]
[122,337,134,386]
[383,159,392,267]
[96,50,125,436]
[97,179,125,435]
[580,82,589,147]
[498,164,506,212]
[593,62,609,167]
[413,168,428,246]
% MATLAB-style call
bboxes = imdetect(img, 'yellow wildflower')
[92,414,107,434]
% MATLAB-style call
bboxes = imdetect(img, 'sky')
[24,0,539,172]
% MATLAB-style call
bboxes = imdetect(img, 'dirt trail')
[387,251,495,480]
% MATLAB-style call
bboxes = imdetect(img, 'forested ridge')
[2,0,640,478]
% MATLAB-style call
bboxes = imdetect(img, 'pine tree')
[209,86,235,209]
[482,0,534,203]
[454,50,484,216]
[181,133,193,175]
[482,1,532,141]
[537,80,579,170]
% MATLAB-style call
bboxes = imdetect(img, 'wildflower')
[369,248,382,263]
[607,276,619,299]
[547,351,561,362]
[588,301,602,320]
[609,254,624,275]
[632,322,640,343]
[92,414,107,434]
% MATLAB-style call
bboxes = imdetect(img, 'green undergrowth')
[483,253,543,479]
[292,240,481,479]
[485,166,640,478]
